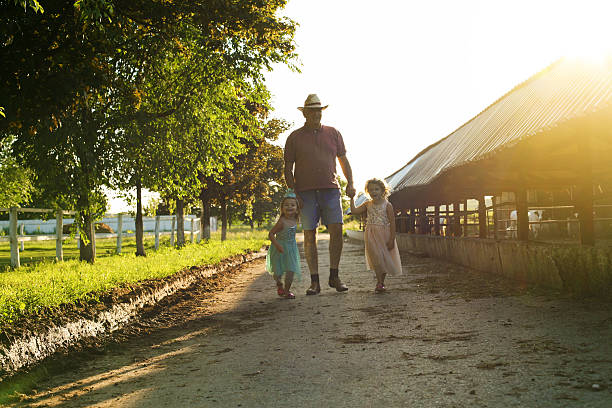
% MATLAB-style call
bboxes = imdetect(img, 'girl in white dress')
[350,178,403,292]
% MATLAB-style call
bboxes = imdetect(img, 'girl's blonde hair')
[365,178,390,199]
[279,196,300,220]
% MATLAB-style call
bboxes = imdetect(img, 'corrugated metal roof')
[387,58,612,193]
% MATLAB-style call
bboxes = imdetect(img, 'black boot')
[329,268,348,292]
[306,274,321,295]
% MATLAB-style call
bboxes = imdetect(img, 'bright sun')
[558,4,612,62]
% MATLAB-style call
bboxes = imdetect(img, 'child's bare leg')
[274,274,284,296]
[374,269,384,285]
[284,271,295,294]
[374,269,386,292]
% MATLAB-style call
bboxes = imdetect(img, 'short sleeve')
[336,129,347,157]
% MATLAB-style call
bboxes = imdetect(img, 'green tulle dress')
[266,224,301,279]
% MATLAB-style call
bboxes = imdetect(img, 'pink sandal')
[276,283,285,297]
[285,292,295,299]
[375,283,386,293]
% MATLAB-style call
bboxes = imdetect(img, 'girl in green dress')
[266,193,301,299]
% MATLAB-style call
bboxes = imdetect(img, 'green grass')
[0,228,268,327]
[0,228,265,270]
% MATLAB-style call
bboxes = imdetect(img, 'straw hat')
[297,94,328,111]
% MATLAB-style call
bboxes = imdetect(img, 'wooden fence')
[0,207,201,268]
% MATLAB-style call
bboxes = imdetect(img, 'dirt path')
[8,235,612,407]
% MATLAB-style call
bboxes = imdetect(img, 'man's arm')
[284,160,295,189]
[338,155,355,198]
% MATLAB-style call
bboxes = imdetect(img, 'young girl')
[266,193,301,299]
[350,178,402,292]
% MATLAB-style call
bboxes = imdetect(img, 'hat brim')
[297,105,328,111]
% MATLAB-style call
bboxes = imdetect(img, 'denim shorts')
[297,188,343,230]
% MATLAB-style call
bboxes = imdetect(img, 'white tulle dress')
[364,200,403,276]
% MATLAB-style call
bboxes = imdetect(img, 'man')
[284,94,356,295]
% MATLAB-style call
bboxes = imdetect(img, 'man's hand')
[346,184,356,198]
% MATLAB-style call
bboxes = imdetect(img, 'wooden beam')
[434,205,440,236]
[478,196,487,238]
[492,194,499,240]
[576,129,595,246]
[516,189,529,241]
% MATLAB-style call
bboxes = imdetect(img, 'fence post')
[155,215,160,250]
[170,216,176,246]
[117,213,123,254]
[196,217,201,243]
[55,210,63,261]
[20,224,24,251]
[190,218,195,243]
[9,207,20,268]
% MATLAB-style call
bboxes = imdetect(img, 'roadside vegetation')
[0,228,268,327]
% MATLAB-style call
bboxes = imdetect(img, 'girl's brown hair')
[280,196,300,220]
[365,178,390,199]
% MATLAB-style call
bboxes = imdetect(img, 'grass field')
[0,227,269,327]
[0,228,264,270]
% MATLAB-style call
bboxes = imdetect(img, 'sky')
[110,0,612,212]
[263,0,612,195]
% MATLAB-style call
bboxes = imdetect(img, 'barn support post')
[409,208,416,233]
[400,209,408,233]
[453,202,461,237]
[576,133,595,246]
[492,195,498,240]
[419,206,427,234]
[516,189,529,241]
[444,204,450,236]
[576,184,594,245]
[462,200,468,237]
[478,195,487,238]
[434,205,440,236]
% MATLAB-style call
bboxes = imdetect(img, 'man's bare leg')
[303,229,320,294]
[328,223,348,291]
[328,223,343,269]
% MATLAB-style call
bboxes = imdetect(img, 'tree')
[201,117,288,239]
[1,0,297,261]
[0,136,35,208]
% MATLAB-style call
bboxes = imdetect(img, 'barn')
[379,57,612,297]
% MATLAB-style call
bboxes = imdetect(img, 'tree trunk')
[77,189,95,263]
[221,197,228,241]
[79,212,95,263]
[176,198,185,247]
[250,218,254,230]
[200,190,211,240]
[135,177,146,256]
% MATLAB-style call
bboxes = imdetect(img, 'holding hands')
[346,183,356,198]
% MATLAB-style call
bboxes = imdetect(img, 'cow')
[507,210,542,239]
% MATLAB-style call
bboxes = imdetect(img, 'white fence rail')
[0,208,213,268]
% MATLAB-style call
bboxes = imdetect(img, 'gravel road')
[8,235,612,407]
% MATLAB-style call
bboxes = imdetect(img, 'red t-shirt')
[284,124,347,192]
